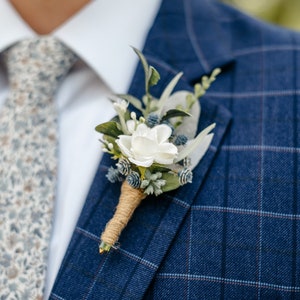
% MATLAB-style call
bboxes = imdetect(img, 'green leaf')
[161,109,191,122]
[157,72,183,115]
[116,94,143,111]
[161,172,180,192]
[149,99,160,113]
[149,164,172,173]
[95,121,123,138]
[110,115,120,122]
[148,66,160,87]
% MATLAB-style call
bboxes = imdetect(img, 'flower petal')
[129,157,154,168]
[154,143,178,164]
[131,136,158,157]
[154,124,172,144]
[116,136,132,157]
[134,123,150,136]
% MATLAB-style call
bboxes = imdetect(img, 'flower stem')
[99,180,146,254]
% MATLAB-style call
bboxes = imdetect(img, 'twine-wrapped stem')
[99,180,146,254]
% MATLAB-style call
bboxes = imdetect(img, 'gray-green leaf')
[156,72,183,115]
[95,121,123,138]
[116,94,143,111]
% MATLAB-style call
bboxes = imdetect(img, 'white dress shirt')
[0,0,161,297]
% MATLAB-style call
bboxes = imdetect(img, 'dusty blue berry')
[127,171,141,188]
[146,113,160,127]
[106,167,123,183]
[116,158,131,176]
[178,168,193,185]
[174,134,188,146]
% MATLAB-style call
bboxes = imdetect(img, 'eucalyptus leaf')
[175,123,216,162]
[149,99,160,113]
[161,109,191,122]
[142,95,149,106]
[132,47,149,92]
[189,133,214,170]
[95,121,123,138]
[161,172,181,192]
[157,72,183,115]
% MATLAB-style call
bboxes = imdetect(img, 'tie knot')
[5,36,78,91]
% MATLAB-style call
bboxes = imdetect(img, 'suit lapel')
[51,0,233,298]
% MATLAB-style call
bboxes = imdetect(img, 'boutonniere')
[95,48,220,253]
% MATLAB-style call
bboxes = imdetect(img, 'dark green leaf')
[149,164,172,173]
[95,121,123,138]
[161,109,191,122]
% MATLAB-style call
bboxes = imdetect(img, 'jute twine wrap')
[100,180,146,251]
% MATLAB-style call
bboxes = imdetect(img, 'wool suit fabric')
[50,0,300,299]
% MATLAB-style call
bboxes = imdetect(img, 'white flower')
[116,123,178,167]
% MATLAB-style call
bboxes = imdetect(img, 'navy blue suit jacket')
[51,0,300,298]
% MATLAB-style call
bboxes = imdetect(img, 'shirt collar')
[0,0,161,93]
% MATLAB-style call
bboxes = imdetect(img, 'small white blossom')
[113,99,128,114]
[131,112,137,120]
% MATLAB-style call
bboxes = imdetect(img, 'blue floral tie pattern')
[0,37,77,299]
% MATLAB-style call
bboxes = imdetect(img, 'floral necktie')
[0,37,77,299]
